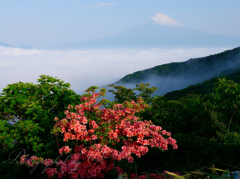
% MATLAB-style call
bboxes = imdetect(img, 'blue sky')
[0,0,240,100]
[1,0,240,47]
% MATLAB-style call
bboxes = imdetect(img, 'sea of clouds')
[0,46,230,99]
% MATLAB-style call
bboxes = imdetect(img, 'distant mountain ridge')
[2,13,240,50]
[0,41,32,49]
[0,41,13,47]
[44,13,240,50]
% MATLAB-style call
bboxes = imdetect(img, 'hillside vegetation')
[113,46,240,85]
[163,64,240,101]
[103,76,240,177]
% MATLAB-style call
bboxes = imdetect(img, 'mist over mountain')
[0,41,32,49]
[96,46,240,105]
[0,41,13,48]
[44,13,240,50]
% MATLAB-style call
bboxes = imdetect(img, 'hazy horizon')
[0,46,233,102]
[1,1,240,48]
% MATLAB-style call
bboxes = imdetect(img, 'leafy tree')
[105,83,158,108]
[0,74,83,179]
[132,78,240,175]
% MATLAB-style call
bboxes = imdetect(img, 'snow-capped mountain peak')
[142,13,183,27]
[45,13,240,50]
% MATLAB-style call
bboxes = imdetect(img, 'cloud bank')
[0,46,229,102]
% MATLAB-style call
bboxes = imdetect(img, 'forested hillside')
[113,46,240,84]
[163,64,240,101]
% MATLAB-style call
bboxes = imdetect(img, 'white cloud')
[145,13,183,27]
[0,46,229,97]
[91,2,116,8]
[0,46,43,55]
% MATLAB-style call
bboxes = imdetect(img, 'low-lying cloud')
[0,46,230,103]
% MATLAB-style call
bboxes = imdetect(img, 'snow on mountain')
[44,13,240,50]
[141,13,183,27]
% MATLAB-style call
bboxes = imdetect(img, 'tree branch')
[228,110,237,132]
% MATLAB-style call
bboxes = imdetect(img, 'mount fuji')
[45,13,240,50]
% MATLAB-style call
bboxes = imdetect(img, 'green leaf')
[165,172,185,179]
[16,98,25,103]
[3,108,8,113]
[198,170,220,178]
[10,85,16,91]
[11,99,16,105]
[20,88,28,93]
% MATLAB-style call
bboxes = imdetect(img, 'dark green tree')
[132,78,240,175]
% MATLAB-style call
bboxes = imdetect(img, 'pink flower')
[64,110,70,115]
[92,134,97,140]
[59,146,71,154]
[43,159,53,166]
[45,168,58,177]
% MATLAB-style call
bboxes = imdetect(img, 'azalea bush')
[0,75,161,179]
[17,86,178,179]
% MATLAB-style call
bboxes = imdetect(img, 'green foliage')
[105,83,157,109]
[129,78,240,175]
[0,74,82,179]
[98,77,240,177]
[165,165,239,179]
[163,63,240,102]
[1,72,240,179]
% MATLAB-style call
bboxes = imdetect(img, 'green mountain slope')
[114,46,240,84]
[116,47,240,83]
[98,46,240,103]
[163,66,240,101]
